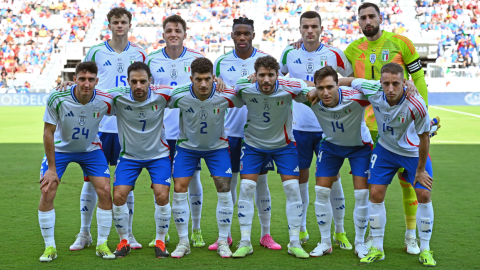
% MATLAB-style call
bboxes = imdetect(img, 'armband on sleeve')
[406,58,422,74]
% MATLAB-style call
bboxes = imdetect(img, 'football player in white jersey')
[105,63,173,258]
[341,63,435,266]
[279,11,354,248]
[297,66,372,258]
[70,7,147,250]
[38,62,116,261]
[167,58,243,258]
[145,15,205,248]
[212,17,281,250]
[231,56,310,259]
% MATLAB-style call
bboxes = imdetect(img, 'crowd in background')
[0,0,100,93]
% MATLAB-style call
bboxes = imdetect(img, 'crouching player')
[299,66,373,258]
[167,58,244,258]
[345,63,435,266]
[38,62,116,261]
[106,62,174,258]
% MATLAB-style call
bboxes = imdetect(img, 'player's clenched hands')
[404,81,419,98]
[55,81,74,92]
[40,169,60,193]
[413,170,433,191]
[306,88,320,105]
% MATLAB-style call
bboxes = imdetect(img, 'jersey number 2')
[72,127,89,139]
[200,122,207,134]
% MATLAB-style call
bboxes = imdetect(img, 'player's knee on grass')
[113,186,131,206]
[153,184,170,206]
[415,188,431,204]
[213,176,231,193]
[369,185,387,203]
[90,177,112,202]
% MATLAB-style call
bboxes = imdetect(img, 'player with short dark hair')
[38,62,116,261]
[212,17,280,251]
[167,58,243,258]
[232,56,310,259]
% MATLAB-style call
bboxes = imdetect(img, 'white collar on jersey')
[320,88,343,108]
[189,83,217,99]
[104,41,131,52]
[382,88,407,106]
[233,48,257,58]
[162,47,187,59]
[129,86,152,101]
[301,43,323,52]
[70,85,96,104]
[255,80,279,94]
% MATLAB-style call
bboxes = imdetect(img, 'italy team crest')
[200,110,208,120]
[344,106,351,114]
[370,54,376,64]
[138,108,146,118]
[213,104,220,114]
[384,114,392,123]
[320,56,328,67]
[331,112,340,120]
[79,111,87,126]
[276,97,284,106]
[241,69,249,77]
[170,69,178,80]
[93,107,100,118]
[382,50,389,61]
[117,63,124,73]
[151,102,159,111]
[263,102,271,111]
[184,62,191,72]
[130,56,136,65]
[398,112,406,123]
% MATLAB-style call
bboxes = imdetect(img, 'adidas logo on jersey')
[265,162,273,168]
[104,168,110,174]
[294,58,302,64]
[103,60,112,66]
[124,106,133,111]
[65,111,74,117]
[227,66,236,72]
[157,67,165,72]
[225,168,232,174]
[186,107,195,113]
[249,98,258,103]
[293,166,299,172]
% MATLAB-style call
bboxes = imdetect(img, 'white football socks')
[126,191,134,234]
[369,201,386,251]
[255,174,271,238]
[315,185,333,245]
[80,181,97,233]
[283,180,302,243]
[172,192,189,242]
[217,192,233,242]
[188,170,203,231]
[38,209,56,248]
[330,178,345,233]
[155,203,171,242]
[238,179,256,242]
[112,203,129,243]
[96,207,113,246]
[417,202,434,251]
[353,189,369,245]
[299,182,309,232]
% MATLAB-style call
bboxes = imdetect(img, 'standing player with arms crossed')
[38,62,116,261]
[167,58,243,258]
[279,11,353,248]
[232,56,309,259]
[341,63,435,266]
[70,7,147,251]
[213,17,281,250]
[106,62,174,258]
[344,3,430,253]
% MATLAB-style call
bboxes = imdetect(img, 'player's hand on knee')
[55,81,74,92]
[404,81,419,97]
[247,73,256,83]
[214,77,226,92]
[413,171,433,191]
[40,169,59,193]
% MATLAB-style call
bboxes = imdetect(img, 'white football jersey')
[295,87,372,147]
[280,43,353,132]
[84,41,147,133]
[167,83,243,151]
[43,85,114,153]
[352,79,430,157]
[108,85,172,160]
[146,47,203,140]
[235,76,308,150]
[214,48,269,138]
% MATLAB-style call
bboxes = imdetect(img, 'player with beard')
[343,2,429,254]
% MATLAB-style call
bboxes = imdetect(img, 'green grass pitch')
[0,106,479,269]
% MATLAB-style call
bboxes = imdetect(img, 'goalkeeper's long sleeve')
[411,69,429,106]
